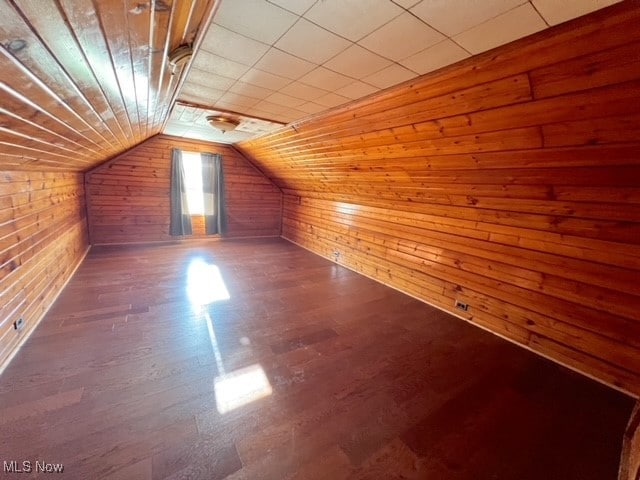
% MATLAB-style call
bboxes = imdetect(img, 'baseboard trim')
[281,235,637,400]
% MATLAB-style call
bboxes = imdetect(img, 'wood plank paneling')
[86,135,282,244]
[0,0,214,172]
[239,3,640,397]
[0,170,88,371]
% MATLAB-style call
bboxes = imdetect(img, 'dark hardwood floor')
[0,238,634,479]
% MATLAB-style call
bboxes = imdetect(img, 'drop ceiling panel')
[279,82,329,101]
[298,67,354,90]
[199,24,270,65]
[392,0,421,7]
[240,68,292,90]
[305,0,403,41]
[314,92,351,108]
[266,0,317,15]
[359,12,445,61]
[180,84,225,103]
[335,81,379,99]
[453,3,547,54]
[254,100,291,115]
[264,91,306,108]
[177,0,624,129]
[228,81,275,100]
[192,51,251,79]
[399,39,471,75]
[532,0,622,25]
[324,44,392,78]
[253,48,316,79]
[218,92,260,107]
[188,68,236,91]
[275,19,351,64]
[214,0,298,43]
[410,0,528,36]
[163,103,283,145]
[363,63,417,89]
[296,102,327,114]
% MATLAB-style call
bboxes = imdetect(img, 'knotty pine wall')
[0,171,88,369]
[0,0,213,171]
[86,135,282,244]
[239,3,640,397]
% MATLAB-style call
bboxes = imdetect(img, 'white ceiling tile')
[265,92,306,107]
[240,68,292,90]
[213,0,298,44]
[229,81,275,99]
[279,110,312,122]
[178,91,223,108]
[200,24,270,66]
[532,0,622,26]
[314,92,351,107]
[359,12,445,61]
[186,68,236,91]
[453,3,547,54]
[213,101,252,114]
[279,81,328,101]
[165,104,283,144]
[392,0,421,7]
[399,39,470,75]
[254,48,317,79]
[218,92,260,107]
[163,120,189,137]
[192,51,251,79]
[180,83,225,103]
[411,0,527,36]
[276,19,352,64]
[324,44,392,78]
[362,63,417,89]
[305,0,404,41]
[247,107,287,121]
[298,66,353,90]
[254,100,291,115]
[267,0,317,15]
[335,81,379,99]
[297,102,328,114]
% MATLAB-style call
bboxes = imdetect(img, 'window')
[181,151,204,215]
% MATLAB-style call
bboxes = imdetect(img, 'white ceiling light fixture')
[206,115,240,133]
[168,45,193,75]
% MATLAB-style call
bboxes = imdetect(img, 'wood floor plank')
[0,238,634,479]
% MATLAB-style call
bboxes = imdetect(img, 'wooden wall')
[239,2,640,397]
[0,171,88,369]
[0,0,214,171]
[86,135,282,244]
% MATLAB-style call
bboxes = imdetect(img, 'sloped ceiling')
[0,0,214,171]
[0,0,623,171]
[176,0,622,125]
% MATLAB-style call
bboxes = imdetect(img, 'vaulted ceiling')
[0,0,623,171]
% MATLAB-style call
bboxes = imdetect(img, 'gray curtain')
[201,153,225,235]
[169,148,192,236]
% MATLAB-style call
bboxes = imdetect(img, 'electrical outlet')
[13,317,24,331]
[333,250,340,260]
[454,300,469,312]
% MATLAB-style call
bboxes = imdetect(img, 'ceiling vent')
[168,45,192,74]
